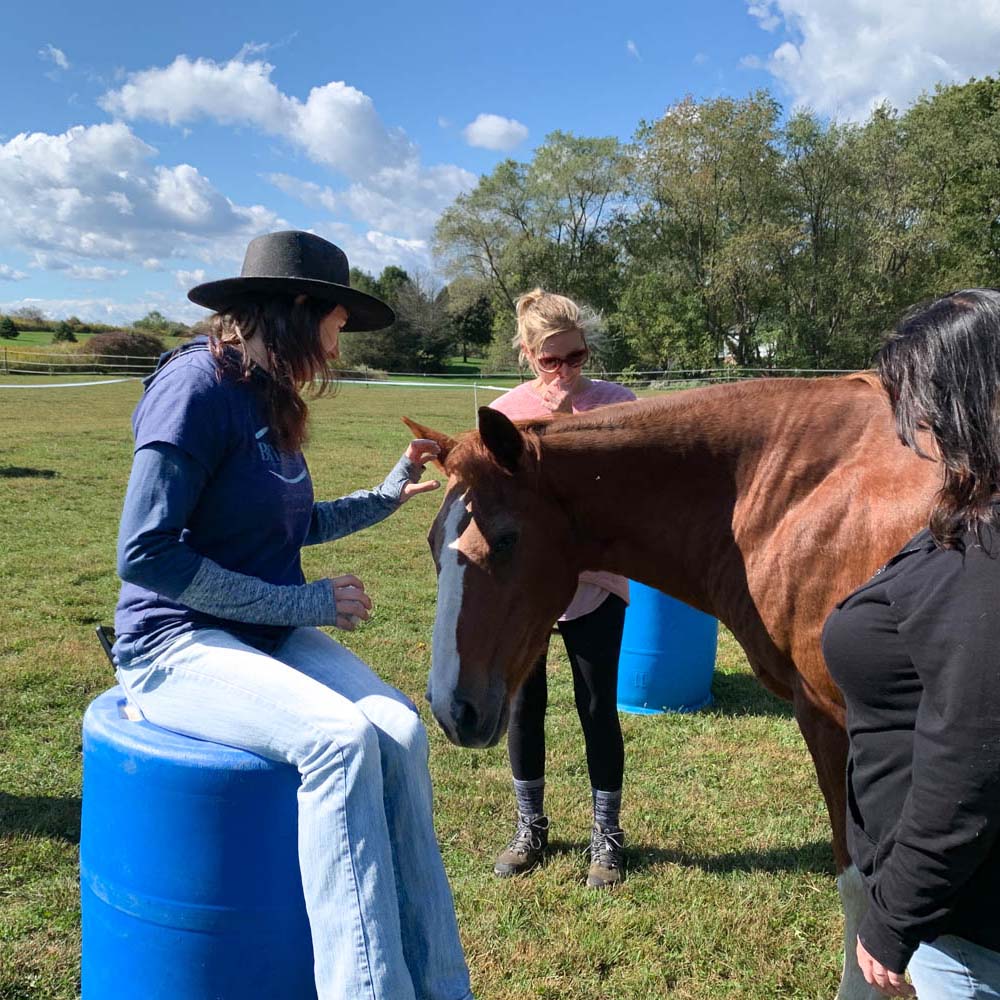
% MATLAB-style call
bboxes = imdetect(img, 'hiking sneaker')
[493,814,549,878]
[586,824,625,889]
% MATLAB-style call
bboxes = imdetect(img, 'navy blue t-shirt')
[114,339,314,650]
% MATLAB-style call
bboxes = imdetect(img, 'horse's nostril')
[451,697,479,740]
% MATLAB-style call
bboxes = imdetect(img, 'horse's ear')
[402,417,456,471]
[477,406,523,473]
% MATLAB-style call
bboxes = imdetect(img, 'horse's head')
[405,408,580,748]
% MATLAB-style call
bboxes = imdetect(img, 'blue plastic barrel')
[80,687,315,1000]
[617,582,718,714]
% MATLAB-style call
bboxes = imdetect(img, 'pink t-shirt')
[489,378,636,621]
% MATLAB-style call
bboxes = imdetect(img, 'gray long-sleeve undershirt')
[117,443,421,627]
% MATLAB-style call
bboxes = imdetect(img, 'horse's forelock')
[446,426,542,481]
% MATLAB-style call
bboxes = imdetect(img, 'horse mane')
[839,369,882,390]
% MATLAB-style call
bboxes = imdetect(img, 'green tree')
[341,267,454,372]
[13,305,48,330]
[449,289,494,362]
[0,315,18,339]
[773,111,877,366]
[52,321,78,344]
[133,310,169,332]
[434,132,627,304]
[434,160,532,313]
[903,76,1000,289]
[374,265,414,306]
[435,130,628,368]
[349,267,381,299]
[618,92,794,367]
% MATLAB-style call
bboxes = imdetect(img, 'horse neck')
[534,381,816,612]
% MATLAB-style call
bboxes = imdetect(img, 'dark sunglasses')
[535,346,589,373]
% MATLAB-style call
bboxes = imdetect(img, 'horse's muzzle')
[433,691,509,749]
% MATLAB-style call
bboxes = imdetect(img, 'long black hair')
[208,296,339,452]
[877,288,1000,547]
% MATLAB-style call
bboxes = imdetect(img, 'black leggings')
[507,594,626,791]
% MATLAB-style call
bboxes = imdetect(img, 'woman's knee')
[305,703,381,770]
[378,701,429,766]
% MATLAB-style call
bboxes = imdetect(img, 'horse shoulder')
[732,379,934,697]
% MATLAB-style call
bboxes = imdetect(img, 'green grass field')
[0,376,843,999]
[0,330,97,349]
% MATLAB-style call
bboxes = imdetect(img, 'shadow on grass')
[546,836,835,877]
[0,466,58,479]
[709,671,794,719]
[0,792,81,843]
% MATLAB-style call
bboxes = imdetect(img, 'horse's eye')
[491,531,519,561]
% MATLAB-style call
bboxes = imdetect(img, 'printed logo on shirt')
[255,426,309,485]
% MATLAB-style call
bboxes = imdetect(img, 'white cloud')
[0,264,27,281]
[626,40,641,61]
[694,52,709,66]
[103,56,475,245]
[748,1,782,31]
[266,161,474,242]
[31,254,126,280]
[0,293,206,326]
[68,265,128,281]
[313,222,432,277]
[462,113,529,151]
[234,41,271,61]
[101,56,412,179]
[266,172,339,213]
[142,258,162,270]
[747,0,1000,119]
[39,44,69,70]
[174,268,206,290]
[0,122,284,268]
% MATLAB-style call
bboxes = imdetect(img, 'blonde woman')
[488,288,636,888]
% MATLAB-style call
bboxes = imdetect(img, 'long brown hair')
[878,288,1000,548]
[208,296,338,452]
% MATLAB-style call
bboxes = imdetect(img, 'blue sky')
[2,0,999,325]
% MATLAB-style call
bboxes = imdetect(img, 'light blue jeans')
[909,935,1000,999]
[115,626,473,1000]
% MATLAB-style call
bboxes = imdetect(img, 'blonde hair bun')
[512,288,601,368]
[515,287,547,321]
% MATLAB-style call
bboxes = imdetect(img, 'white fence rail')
[0,346,856,386]
[0,348,163,376]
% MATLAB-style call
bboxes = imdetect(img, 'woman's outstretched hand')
[330,574,372,631]
[399,439,441,504]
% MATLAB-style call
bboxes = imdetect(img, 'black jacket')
[822,525,1000,972]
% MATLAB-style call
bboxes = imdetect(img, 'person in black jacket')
[822,288,1000,998]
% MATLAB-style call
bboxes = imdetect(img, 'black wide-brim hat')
[187,230,395,332]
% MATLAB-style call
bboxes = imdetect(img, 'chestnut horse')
[407,374,941,1000]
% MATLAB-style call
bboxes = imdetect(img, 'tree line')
[1,285,495,375]
[434,76,1000,371]
[7,75,997,374]
[0,307,191,344]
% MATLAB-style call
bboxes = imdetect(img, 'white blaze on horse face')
[430,490,469,726]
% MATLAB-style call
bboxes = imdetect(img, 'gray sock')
[512,777,545,820]
[592,787,622,831]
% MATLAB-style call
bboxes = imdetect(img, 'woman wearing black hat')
[112,231,473,1000]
